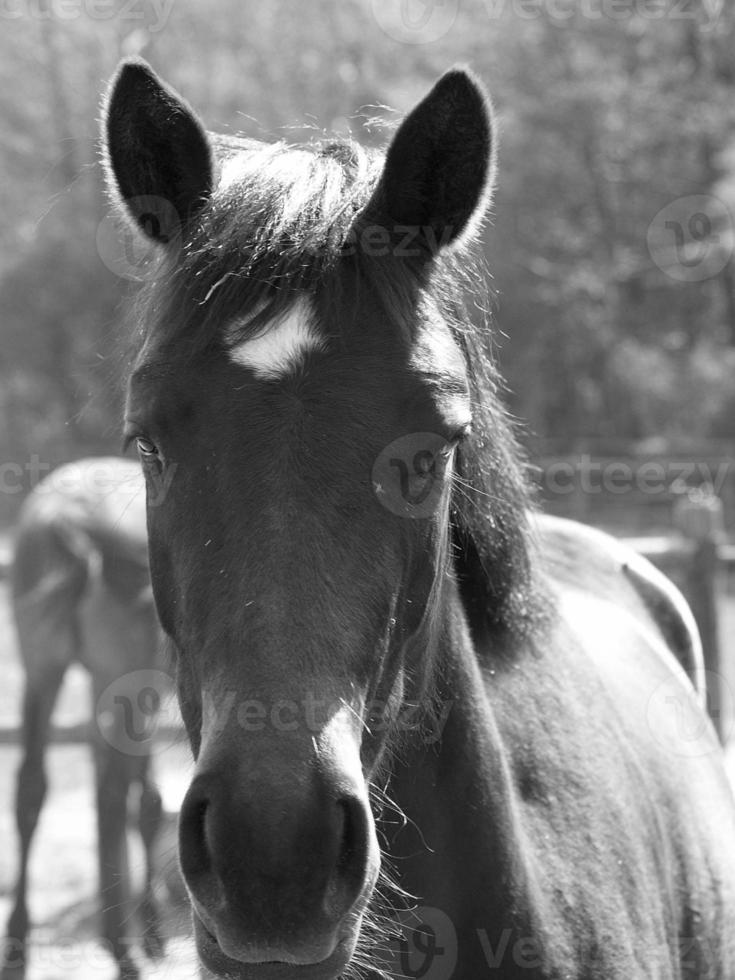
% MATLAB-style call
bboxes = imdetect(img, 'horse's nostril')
[325,796,370,920]
[179,785,212,881]
[338,797,360,865]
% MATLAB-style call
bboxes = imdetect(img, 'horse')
[101,58,735,979]
[2,457,165,980]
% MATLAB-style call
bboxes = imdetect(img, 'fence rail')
[0,722,184,746]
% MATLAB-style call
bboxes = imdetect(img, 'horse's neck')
[385,587,545,944]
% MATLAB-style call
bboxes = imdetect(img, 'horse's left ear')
[373,68,494,251]
[101,58,213,243]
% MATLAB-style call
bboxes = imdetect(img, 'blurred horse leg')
[2,508,85,980]
[2,659,68,980]
[85,584,164,980]
[131,591,165,960]
[91,727,140,980]
[91,720,164,978]
[1,556,79,980]
[136,755,165,959]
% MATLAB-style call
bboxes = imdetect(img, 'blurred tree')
[477,3,735,444]
[0,0,733,523]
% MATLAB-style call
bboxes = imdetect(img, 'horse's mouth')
[193,914,356,980]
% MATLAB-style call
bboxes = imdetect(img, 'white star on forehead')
[227,297,325,380]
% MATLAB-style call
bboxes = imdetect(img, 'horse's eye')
[136,436,159,458]
[439,424,472,458]
[453,422,472,443]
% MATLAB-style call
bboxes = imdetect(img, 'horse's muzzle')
[192,914,360,980]
[178,740,379,978]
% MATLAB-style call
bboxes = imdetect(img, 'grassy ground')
[0,571,733,979]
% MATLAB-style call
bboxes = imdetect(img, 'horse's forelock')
[133,137,382,355]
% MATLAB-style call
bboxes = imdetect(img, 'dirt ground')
[0,577,734,980]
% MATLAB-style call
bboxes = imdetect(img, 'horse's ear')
[373,68,494,251]
[102,58,213,243]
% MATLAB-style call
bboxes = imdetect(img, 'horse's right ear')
[368,68,494,253]
[101,59,213,243]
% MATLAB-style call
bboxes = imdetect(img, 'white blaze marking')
[227,298,325,379]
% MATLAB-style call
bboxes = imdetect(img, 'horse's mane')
[133,134,541,641]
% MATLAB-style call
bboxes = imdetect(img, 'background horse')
[2,457,164,980]
[102,60,735,979]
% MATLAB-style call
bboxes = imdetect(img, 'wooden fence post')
[673,490,727,743]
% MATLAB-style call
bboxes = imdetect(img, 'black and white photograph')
[0,1,734,978]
